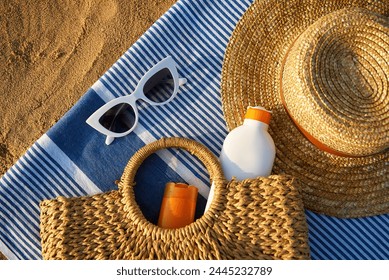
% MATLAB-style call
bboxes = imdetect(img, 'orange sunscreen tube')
[158,182,198,229]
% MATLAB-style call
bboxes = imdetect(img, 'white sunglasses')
[86,56,187,145]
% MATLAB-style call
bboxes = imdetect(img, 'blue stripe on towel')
[0,0,388,260]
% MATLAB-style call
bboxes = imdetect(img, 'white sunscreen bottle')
[204,106,276,212]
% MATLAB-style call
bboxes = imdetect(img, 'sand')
[0,0,176,260]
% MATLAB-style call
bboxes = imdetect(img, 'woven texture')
[220,0,389,218]
[281,8,388,157]
[40,137,310,260]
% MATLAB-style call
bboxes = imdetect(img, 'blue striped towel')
[1,0,388,260]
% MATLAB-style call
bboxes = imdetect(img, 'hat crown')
[281,8,389,157]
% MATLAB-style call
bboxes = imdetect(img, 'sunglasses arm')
[179,78,187,86]
[165,78,187,86]
[105,135,115,145]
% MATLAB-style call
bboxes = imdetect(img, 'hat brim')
[220,0,389,218]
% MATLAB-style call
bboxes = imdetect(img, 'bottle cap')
[162,182,198,200]
[245,106,272,124]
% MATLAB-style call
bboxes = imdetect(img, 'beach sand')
[0,0,176,260]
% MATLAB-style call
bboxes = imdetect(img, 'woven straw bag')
[40,137,310,260]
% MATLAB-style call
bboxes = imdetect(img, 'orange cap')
[158,182,198,229]
[245,106,272,124]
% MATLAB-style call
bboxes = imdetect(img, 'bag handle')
[119,137,225,211]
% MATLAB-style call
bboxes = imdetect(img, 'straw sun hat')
[221,0,388,218]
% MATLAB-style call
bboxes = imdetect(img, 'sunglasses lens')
[99,103,136,133]
[143,68,175,103]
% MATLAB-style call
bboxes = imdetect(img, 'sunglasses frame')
[86,56,187,145]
